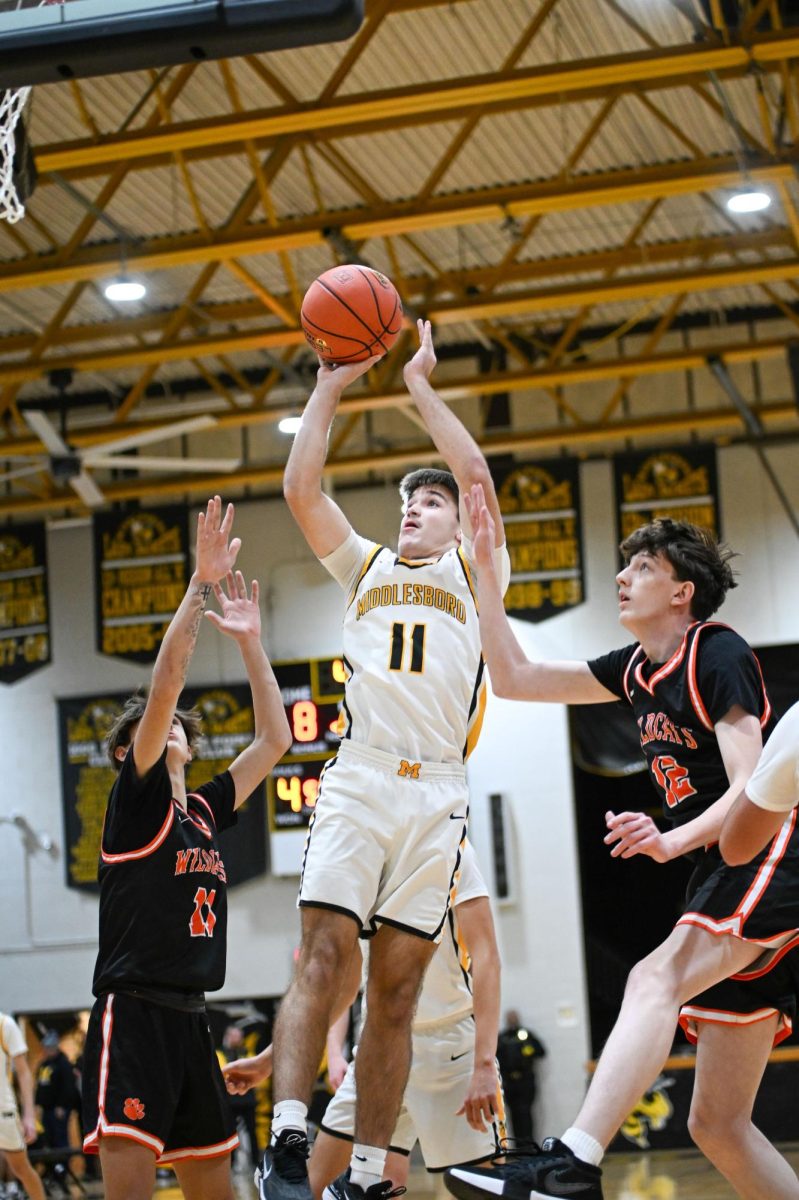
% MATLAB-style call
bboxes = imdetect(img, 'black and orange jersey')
[92,746,236,998]
[588,621,771,833]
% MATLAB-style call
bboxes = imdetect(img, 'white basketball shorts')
[298,740,468,940]
[0,1108,24,1152]
[320,1014,503,1170]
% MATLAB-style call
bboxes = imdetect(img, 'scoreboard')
[268,655,346,874]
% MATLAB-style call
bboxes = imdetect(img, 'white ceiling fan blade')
[81,415,218,461]
[69,472,105,508]
[24,410,71,456]
[86,454,241,473]
[0,460,49,484]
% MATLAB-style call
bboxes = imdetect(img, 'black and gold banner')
[614,446,720,547]
[93,506,189,663]
[59,684,266,892]
[494,461,585,624]
[0,522,51,684]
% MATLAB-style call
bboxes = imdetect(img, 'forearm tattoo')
[195,581,213,607]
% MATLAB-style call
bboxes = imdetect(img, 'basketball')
[300,264,403,364]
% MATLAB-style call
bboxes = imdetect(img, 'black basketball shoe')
[444,1137,603,1199]
[256,1129,312,1200]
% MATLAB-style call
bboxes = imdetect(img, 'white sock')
[349,1143,386,1190]
[271,1100,308,1142]
[561,1127,604,1166]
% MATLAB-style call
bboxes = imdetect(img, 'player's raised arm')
[204,571,292,808]
[465,483,617,705]
[283,356,380,558]
[402,319,503,546]
[132,496,241,778]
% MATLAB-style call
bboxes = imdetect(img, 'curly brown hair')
[105,692,203,771]
[620,518,737,621]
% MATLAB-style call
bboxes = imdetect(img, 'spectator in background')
[496,1010,546,1142]
[34,1032,78,1154]
[0,1011,46,1200]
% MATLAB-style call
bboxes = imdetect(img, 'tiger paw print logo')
[123,1097,145,1121]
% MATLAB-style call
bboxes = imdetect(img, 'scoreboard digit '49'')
[268,656,346,837]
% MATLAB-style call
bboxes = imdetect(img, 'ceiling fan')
[0,381,240,507]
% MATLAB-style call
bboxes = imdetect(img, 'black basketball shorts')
[678,814,799,1045]
[82,992,237,1163]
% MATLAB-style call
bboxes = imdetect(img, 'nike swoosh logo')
[353,1155,367,1162]
[449,813,466,820]
[450,1050,469,1060]
[543,1168,595,1196]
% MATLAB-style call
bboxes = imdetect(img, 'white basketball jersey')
[323,531,485,764]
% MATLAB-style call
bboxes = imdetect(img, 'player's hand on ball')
[316,355,382,392]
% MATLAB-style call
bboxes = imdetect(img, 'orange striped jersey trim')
[101,804,175,864]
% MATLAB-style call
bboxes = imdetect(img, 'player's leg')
[98,1137,157,1200]
[445,923,763,1199]
[173,1154,236,1200]
[309,1131,353,1199]
[689,1016,799,1199]
[272,906,360,1106]
[355,926,436,1148]
[568,922,762,1147]
[3,1149,46,1200]
[262,906,360,1199]
[384,1151,410,1189]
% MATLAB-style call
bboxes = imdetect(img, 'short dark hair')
[620,518,736,620]
[105,692,203,771]
[399,468,459,508]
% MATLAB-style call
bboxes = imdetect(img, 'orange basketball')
[300,265,403,364]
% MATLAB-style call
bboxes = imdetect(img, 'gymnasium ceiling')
[1,0,799,519]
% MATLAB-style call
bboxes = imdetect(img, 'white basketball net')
[0,0,63,223]
[0,84,31,223]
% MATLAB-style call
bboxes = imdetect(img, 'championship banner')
[614,446,720,547]
[58,685,266,892]
[494,461,585,624]
[0,521,51,683]
[93,506,190,663]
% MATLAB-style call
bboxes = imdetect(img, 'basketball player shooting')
[258,320,510,1200]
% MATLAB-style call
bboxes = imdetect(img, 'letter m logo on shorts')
[397,759,421,779]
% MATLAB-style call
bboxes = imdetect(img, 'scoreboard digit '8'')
[268,655,346,833]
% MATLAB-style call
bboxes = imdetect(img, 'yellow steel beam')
[0,226,791,357]
[0,398,795,519]
[0,335,790,454]
[2,261,799,387]
[32,33,799,176]
[4,154,799,296]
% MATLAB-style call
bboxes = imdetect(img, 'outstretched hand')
[403,318,436,384]
[604,810,672,863]
[195,496,241,583]
[463,483,497,577]
[204,571,261,641]
[222,1051,272,1095]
